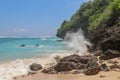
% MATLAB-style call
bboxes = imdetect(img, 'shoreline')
[0,50,120,80]
[0,50,76,80]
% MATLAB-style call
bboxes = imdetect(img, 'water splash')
[64,29,91,54]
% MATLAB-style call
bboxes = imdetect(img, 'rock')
[107,60,119,64]
[29,63,42,71]
[42,66,58,74]
[90,20,120,59]
[42,54,99,75]
[77,64,87,69]
[55,62,77,72]
[99,60,105,63]
[94,50,103,56]
[84,61,100,75]
[20,44,25,47]
[60,54,97,64]
[100,64,109,71]
[36,44,39,46]
[100,50,120,60]
[110,64,120,70]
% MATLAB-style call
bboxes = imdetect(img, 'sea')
[0,36,69,62]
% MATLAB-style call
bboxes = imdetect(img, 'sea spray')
[64,29,91,54]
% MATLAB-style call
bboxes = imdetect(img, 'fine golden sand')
[15,71,120,80]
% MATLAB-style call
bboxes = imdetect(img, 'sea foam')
[64,29,91,55]
[0,60,29,80]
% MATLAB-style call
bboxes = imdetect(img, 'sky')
[0,0,87,36]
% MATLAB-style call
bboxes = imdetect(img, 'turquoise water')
[0,37,68,62]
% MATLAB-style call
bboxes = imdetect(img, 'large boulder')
[42,54,100,75]
[84,61,100,75]
[29,63,42,71]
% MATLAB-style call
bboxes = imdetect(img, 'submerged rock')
[36,44,39,47]
[29,63,42,71]
[20,44,25,47]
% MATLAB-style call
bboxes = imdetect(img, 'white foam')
[64,29,91,55]
[0,60,29,80]
[0,55,59,80]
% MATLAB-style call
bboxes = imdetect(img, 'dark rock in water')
[99,50,120,60]
[29,63,42,71]
[94,50,103,56]
[100,64,109,71]
[42,66,58,74]
[84,61,100,75]
[20,44,25,47]
[55,62,77,72]
[36,44,39,46]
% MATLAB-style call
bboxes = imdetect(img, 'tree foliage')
[56,0,119,38]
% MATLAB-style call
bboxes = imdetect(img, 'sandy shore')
[14,56,120,80]
[0,51,120,80]
[0,51,75,80]
[15,71,120,80]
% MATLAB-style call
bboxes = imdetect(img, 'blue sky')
[0,0,86,36]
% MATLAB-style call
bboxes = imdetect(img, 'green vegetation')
[57,0,120,38]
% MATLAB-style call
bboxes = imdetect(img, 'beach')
[15,71,120,80]
[0,50,75,80]
[15,57,120,80]
[0,51,119,80]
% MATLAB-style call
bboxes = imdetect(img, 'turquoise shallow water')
[0,37,68,62]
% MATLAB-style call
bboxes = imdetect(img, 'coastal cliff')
[56,0,119,39]
[57,0,120,58]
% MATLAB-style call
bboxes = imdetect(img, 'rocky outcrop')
[90,14,120,59]
[42,54,100,75]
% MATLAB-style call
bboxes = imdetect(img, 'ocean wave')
[0,59,29,80]
[0,50,74,80]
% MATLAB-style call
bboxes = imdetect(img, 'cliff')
[56,0,114,39]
